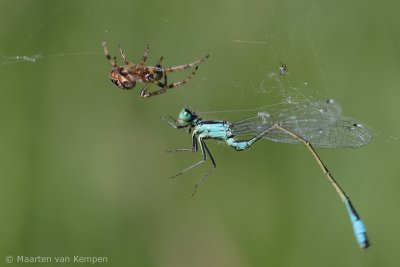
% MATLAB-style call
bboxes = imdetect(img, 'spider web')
[196,14,329,116]
[0,0,205,67]
[0,0,398,149]
[0,0,98,66]
[182,10,336,117]
[1,0,320,105]
[2,2,400,266]
[186,12,399,152]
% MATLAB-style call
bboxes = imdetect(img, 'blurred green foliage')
[1,0,400,266]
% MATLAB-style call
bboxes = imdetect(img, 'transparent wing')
[231,99,371,148]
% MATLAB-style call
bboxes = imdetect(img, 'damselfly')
[163,98,371,249]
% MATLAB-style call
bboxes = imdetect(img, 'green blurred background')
[1,0,400,266]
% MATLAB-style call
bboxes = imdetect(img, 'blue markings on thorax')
[196,121,231,139]
[194,120,250,151]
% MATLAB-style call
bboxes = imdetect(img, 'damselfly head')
[179,109,198,123]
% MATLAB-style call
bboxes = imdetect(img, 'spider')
[278,62,287,76]
[102,42,210,98]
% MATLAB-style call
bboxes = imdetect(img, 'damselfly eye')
[179,109,197,122]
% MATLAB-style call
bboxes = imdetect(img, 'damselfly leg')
[168,136,216,197]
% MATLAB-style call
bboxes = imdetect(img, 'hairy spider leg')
[156,56,164,66]
[155,56,165,84]
[141,54,210,98]
[102,42,117,68]
[118,44,129,65]
[165,54,210,74]
[139,44,150,66]
[140,66,199,98]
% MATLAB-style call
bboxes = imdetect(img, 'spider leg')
[139,67,169,98]
[154,57,165,82]
[156,56,164,66]
[102,42,117,68]
[165,65,198,89]
[140,84,154,98]
[139,66,198,98]
[139,44,150,65]
[118,44,129,65]
[139,74,167,97]
[165,54,209,74]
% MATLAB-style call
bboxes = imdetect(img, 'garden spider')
[102,42,210,98]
